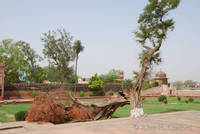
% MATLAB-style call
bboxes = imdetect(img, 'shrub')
[79,91,85,97]
[142,98,145,101]
[158,95,167,102]
[188,97,194,103]
[31,92,39,97]
[109,91,114,96]
[122,79,133,89]
[177,97,181,101]
[88,91,94,96]
[163,99,168,104]
[185,100,189,104]
[15,111,27,121]
[88,75,104,91]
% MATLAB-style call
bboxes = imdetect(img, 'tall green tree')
[130,0,180,117]
[41,29,75,82]
[19,42,43,82]
[73,40,84,82]
[0,39,27,83]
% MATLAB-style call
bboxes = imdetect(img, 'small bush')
[163,99,168,104]
[88,91,94,96]
[109,91,114,96]
[177,97,181,101]
[142,98,145,101]
[79,91,85,97]
[185,100,189,104]
[15,111,27,121]
[31,92,39,97]
[188,97,194,103]
[158,95,167,102]
[88,75,104,91]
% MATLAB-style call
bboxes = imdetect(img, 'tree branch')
[141,41,153,50]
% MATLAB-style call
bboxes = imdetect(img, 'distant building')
[42,80,51,84]
[78,78,90,84]
[150,71,168,86]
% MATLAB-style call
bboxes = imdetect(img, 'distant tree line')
[173,80,198,89]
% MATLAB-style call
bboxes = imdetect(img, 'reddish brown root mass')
[26,95,129,123]
[26,96,68,124]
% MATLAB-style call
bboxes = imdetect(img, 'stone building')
[150,71,168,86]
[0,62,4,100]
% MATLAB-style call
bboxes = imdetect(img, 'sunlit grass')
[0,97,200,122]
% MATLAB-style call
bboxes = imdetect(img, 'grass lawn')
[0,97,200,122]
[0,104,32,122]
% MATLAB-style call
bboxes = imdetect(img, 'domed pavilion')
[151,71,168,86]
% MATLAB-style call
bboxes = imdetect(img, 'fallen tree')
[68,94,129,122]
[26,92,129,123]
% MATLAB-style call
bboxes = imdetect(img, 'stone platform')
[0,111,200,134]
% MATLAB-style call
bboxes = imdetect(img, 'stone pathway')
[0,111,200,134]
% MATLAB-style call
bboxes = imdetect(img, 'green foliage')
[79,91,85,97]
[184,80,196,87]
[31,92,39,97]
[109,90,114,96]
[133,71,154,90]
[67,75,77,83]
[185,100,189,104]
[41,28,75,82]
[88,75,104,91]
[188,97,194,103]
[88,91,94,96]
[0,39,27,82]
[158,95,167,102]
[177,97,181,101]
[0,39,44,83]
[15,111,27,121]
[142,81,155,90]
[163,99,168,104]
[19,42,43,82]
[123,79,133,89]
[135,0,180,67]
[99,69,121,83]
[173,81,184,89]
[44,65,62,82]
[73,40,84,56]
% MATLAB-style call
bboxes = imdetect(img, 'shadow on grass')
[158,108,186,114]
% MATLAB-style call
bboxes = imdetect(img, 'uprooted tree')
[130,0,180,117]
[26,94,129,123]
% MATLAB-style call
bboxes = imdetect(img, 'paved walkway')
[0,111,200,134]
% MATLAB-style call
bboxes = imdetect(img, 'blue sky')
[0,0,200,82]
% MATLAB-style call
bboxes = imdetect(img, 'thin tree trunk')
[130,39,163,118]
[74,55,78,96]
[130,50,156,117]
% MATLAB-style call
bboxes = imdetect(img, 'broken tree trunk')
[68,94,129,122]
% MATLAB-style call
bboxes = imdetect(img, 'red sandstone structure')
[0,62,4,100]
[150,71,168,86]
